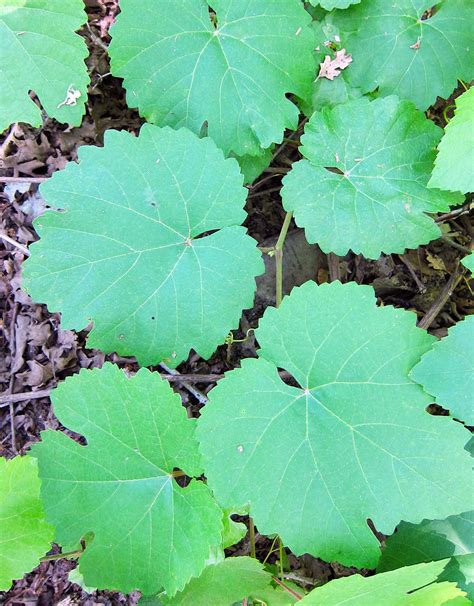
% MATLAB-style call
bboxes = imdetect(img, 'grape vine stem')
[275,211,293,308]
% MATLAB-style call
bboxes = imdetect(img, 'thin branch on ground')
[0,176,48,183]
[418,265,466,329]
[0,233,30,256]
[398,254,426,293]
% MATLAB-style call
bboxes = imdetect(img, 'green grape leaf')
[236,148,273,185]
[462,253,474,273]
[378,511,474,601]
[309,0,362,10]
[109,0,315,157]
[299,560,470,605]
[0,0,89,133]
[0,455,54,590]
[411,316,474,425]
[281,96,462,258]
[197,281,472,568]
[429,88,474,194]
[222,508,247,549]
[32,364,223,596]
[160,557,296,606]
[332,0,474,110]
[23,125,263,367]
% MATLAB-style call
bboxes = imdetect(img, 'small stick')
[441,235,472,255]
[272,118,307,162]
[0,233,30,256]
[436,204,471,223]
[418,266,465,330]
[263,166,289,175]
[327,253,341,282]
[0,373,224,407]
[159,363,208,404]
[275,212,293,307]
[247,186,282,199]
[0,176,48,183]
[248,173,283,191]
[271,576,303,600]
[399,254,426,293]
[249,517,257,558]
[0,388,52,407]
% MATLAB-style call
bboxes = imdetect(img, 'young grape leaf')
[197,281,472,568]
[158,557,296,605]
[108,0,315,157]
[222,508,247,549]
[235,148,273,185]
[23,125,263,367]
[31,364,223,596]
[309,0,361,10]
[378,511,474,601]
[281,96,462,258]
[411,316,474,425]
[429,88,474,194]
[332,0,474,110]
[462,253,474,273]
[298,560,470,605]
[0,0,89,133]
[0,456,54,590]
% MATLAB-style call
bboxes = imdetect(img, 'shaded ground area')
[0,1,472,604]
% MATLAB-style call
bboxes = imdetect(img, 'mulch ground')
[0,1,472,604]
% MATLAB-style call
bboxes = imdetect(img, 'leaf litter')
[0,1,472,603]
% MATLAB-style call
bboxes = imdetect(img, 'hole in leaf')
[420,4,441,20]
[208,7,218,29]
[194,228,218,241]
[324,166,344,176]
[278,368,303,389]
[170,467,191,488]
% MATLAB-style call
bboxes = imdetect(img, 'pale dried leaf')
[318,49,352,80]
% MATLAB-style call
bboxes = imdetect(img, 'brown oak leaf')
[318,49,353,81]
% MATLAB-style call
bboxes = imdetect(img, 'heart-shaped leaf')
[197,280,472,568]
[32,364,223,596]
[429,87,474,194]
[0,456,54,590]
[109,0,315,157]
[282,96,462,258]
[332,0,474,110]
[0,0,89,133]
[23,125,263,366]
[299,560,470,605]
[411,316,474,425]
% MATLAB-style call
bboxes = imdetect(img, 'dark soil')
[0,1,472,604]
